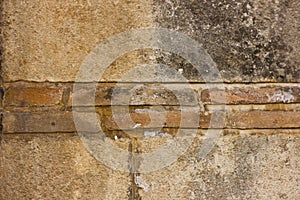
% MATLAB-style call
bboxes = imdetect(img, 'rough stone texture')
[136,132,300,199]
[1,0,300,199]
[0,134,131,200]
[1,0,154,82]
[154,0,300,82]
[3,0,299,83]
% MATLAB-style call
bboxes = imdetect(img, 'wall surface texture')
[0,0,299,199]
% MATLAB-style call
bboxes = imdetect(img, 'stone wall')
[0,0,299,199]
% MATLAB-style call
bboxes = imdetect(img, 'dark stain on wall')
[153,0,299,82]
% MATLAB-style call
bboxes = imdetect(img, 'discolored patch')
[153,0,300,82]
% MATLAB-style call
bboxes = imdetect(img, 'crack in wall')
[128,138,142,200]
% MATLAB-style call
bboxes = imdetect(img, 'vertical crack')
[128,138,142,200]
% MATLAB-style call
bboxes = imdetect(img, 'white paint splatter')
[133,123,142,129]
[149,55,156,60]
[178,68,183,74]
[144,131,172,138]
[135,176,149,192]
[144,131,157,137]
[267,89,294,103]
[135,109,159,113]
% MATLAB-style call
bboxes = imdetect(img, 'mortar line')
[3,80,300,85]
[3,129,299,135]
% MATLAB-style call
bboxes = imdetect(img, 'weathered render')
[0,0,299,199]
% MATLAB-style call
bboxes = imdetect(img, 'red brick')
[3,112,75,133]
[5,87,63,107]
[227,111,300,129]
[202,86,300,104]
[70,83,198,106]
[98,107,202,130]
[3,109,300,133]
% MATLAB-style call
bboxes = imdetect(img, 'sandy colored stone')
[3,0,299,83]
[1,0,154,82]
[0,134,131,200]
[1,1,300,199]
[135,132,300,199]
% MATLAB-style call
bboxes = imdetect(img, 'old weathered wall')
[0,0,299,199]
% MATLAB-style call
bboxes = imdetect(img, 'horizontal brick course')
[5,87,63,107]
[70,83,197,106]
[3,109,300,133]
[2,0,300,199]
[202,86,300,104]
[3,83,300,108]
[227,111,300,129]
[3,111,75,133]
